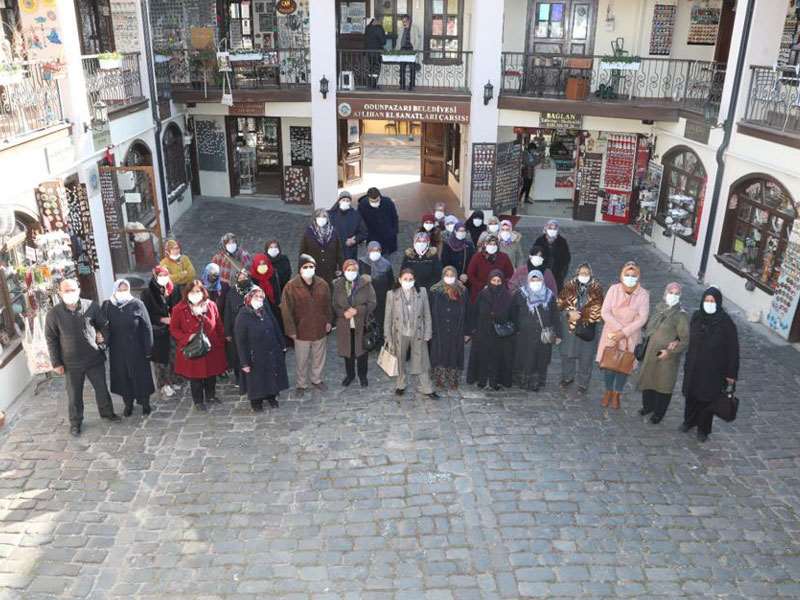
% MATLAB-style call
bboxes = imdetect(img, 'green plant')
[97,52,124,60]
[600,54,641,63]
[382,49,417,56]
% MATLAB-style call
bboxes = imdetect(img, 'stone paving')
[1,198,800,599]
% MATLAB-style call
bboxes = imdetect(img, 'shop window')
[163,124,187,198]
[425,0,463,62]
[446,124,460,180]
[656,147,707,244]
[73,0,116,55]
[375,0,411,48]
[718,175,797,293]
[0,214,36,359]
[228,0,254,49]
[527,0,597,55]
[123,141,156,226]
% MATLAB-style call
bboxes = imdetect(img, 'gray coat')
[384,287,432,375]
[332,275,377,358]
[45,299,108,371]
[637,303,690,394]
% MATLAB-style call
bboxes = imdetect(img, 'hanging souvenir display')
[35,181,67,232]
[601,133,638,223]
[65,183,99,274]
[649,4,676,56]
[687,1,721,46]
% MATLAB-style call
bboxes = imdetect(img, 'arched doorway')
[122,140,156,226]
[657,146,707,243]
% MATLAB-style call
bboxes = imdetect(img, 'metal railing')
[337,50,472,92]
[500,53,725,117]
[154,59,172,99]
[0,61,64,144]
[742,65,800,134]
[82,52,144,112]
[164,48,310,91]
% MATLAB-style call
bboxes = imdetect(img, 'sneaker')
[161,385,175,398]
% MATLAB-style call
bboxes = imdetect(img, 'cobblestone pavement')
[2,199,799,599]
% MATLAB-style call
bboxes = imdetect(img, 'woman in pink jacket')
[596,261,650,409]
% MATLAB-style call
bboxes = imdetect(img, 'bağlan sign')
[337,99,470,123]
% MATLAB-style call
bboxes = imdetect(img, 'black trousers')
[684,393,715,435]
[189,376,216,404]
[520,176,533,201]
[345,329,368,381]
[641,389,672,420]
[399,63,416,90]
[64,363,115,427]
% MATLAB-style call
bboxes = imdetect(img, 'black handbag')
[713,382,739,422]
[493,320,516,338]
[183,320,211,359]
[574,320,596,342]
[634,336,649,361]
[363,314,380,353]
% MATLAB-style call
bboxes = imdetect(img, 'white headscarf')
[111,279,133,306]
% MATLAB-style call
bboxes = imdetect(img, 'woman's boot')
[601,390,612,407]
[610,392,621,410]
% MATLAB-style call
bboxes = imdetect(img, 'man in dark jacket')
[329,191,368,261]
[45,279,120,437]
[358,187,399,256]
[364,18,386,89]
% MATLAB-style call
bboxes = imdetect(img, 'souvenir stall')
[601,133,650,223]
[515,127,580,203]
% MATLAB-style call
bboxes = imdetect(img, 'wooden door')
[421,122,448,185]
[225,117,240,197]
[526,0,597,55]
[74,0,116,54]
[713,0,736,65]
[339,119,363,185]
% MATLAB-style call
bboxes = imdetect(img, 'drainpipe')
[697,0,756,282]
[139,0,171,233]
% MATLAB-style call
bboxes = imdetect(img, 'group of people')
[44,188,740,443]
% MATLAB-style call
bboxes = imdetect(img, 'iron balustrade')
[0,61,64,144]
[500,53,725,118]
[82,52,145,112]
[336,50,472,92]
[742,65,800,133]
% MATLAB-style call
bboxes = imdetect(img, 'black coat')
[682,311,739,401]
[45,300,108,371]
[329,206,368,260]
[429,286,468,370]
[234,305,289,400]
[140,279,180,364]
[365,22,386,50]
[400,248,442,292]
[534,234,572,289]
[511,292,562,375]
[269,254,293,300]
[441,241,475,277]
[358,195,399,255]
[102,299,155,400]
[224,285,248,370]
[359,259,394,339]
[466,287,514,387]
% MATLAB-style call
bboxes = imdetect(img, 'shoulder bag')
[377,341,398,377]
[183,318,211,359]
[634,336,649,361]
[600,339,636,375]
[363,314,380,352]
[493,320,516,338]
[713,381,739,422]
[574,320,596,342]
[535,306,556,344]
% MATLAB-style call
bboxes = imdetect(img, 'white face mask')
[267,247,280,258]
[256,265,269,274]
[485,245,498,255]
[369,251,381,262]
[488,224,500,233]
[665,293,680,307]
[115,291,133,303]
[530,255,544,266]
[577,274,591,285]
[301,267,316,280]
[455,231,467,240]
[500,231,512,241]
[623,275,638,288]
[369,199,381,207]
[62,291,80,305]
[445,224,455,233]
[400,280,415,290]
[529,281,543,292]
[434,210,445,221]
[188,292,203,305]
[339,201,351,211]
[157,276,170,287]
[703,301,717,314]
[225,242,237,254]
[414,242,428,255]
[169,253,181,261]
[546,228,558,238]
[250,299,264,311]
[315,217,328,227]
[472,218,483,227]
[344,270,358,281]
[444,275,457,285]
[423,222,435,231]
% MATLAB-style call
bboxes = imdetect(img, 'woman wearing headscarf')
[333,259,377,387]
[429,266,469,390]
[510,245,557,294]
[329,191,368,260]
[224,268,253,396]
[441,221,475,282]
[170,280,228,411]
[557,263,604,393]
[102,279,155,416]
[497,219,525,268]
[249,253,277,308]
[465,210,487,246]
[466,269,515,390]
[299,208,343,285]
[234,286,289,412]
[511,270,562,391]
[596,262,650,410]
[440,214,459,245]
[401,231,442,292]
[433,202,447,228]
[534,219,571,290]
[201,262,227,317]
[140,266,181,398]
[211,232,252,285]
[359,241,394,348]
[264,239,292,298]
[159,239,196,292]
[418,213,443,254]
[637,282,690,424]
[465,235,514,304]
[681,287,739,442]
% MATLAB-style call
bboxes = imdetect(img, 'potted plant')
[0,63,24,85]
[381,49,417,63]
[97,52,124,70]
[599,54,641,70]
[229,48,263,62]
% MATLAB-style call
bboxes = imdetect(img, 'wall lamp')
[83,100,109,133]
[319,75,329,99]
[483,81,494,106]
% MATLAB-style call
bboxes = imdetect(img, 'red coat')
[466,251,514,303]
[170,300,228,379]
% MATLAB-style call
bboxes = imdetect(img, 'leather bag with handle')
[377,341,398,377]
[183,319,211,359]
[713,381,739,422]
[600,339,636,375]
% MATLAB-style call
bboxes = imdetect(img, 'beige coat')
[384,287,432,375]
[332,275,377,358]
[637,304,690,394]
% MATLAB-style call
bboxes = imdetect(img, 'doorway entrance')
[225,116,283,197]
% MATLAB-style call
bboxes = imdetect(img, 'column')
[309,0,339,209]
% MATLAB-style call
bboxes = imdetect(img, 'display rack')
[601,133,638,222]
[237,146,256,194]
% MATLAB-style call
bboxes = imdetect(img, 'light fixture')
[483,81,494,106]
[319,75,329,99]
[703,101,725,128]
[83,100,108,133]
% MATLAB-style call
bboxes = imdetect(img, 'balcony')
[0,61,65,146]
[500,53,725,123]
[163,49,310,103]
[82,53,146,118]
[337,50,472,96]
[739,65,800,149]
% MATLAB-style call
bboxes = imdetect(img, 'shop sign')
[45,138,75,175]
[229,102,266,116]
[684,120,710,144]
[337,99,470,123]
[539,111,582,130]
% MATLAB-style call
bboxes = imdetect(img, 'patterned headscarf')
[519,269,553,313]
[201,262,221,293]
[309,208,334,246]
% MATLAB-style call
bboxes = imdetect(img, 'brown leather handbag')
[600,339,636,375]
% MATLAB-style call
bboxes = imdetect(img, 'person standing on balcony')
[365,18,386,89]
[398,15,421,91]
[359,187,399,256]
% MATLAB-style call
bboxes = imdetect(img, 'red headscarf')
[249,253,275,303]
[152,265,174,295]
